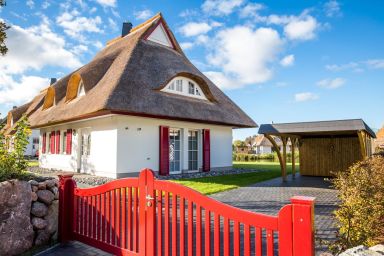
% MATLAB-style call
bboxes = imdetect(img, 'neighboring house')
[234,144,253,154]
[26,14,256,178]
[374,126,384,152]
[0,104,40,157]
[252,135,292,155]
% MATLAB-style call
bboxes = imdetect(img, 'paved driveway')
[210,174,339,253]
[37,174,338,255]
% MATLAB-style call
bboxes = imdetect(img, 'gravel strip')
[28,166,268,186]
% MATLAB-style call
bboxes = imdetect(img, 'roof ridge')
[266,118,364,125]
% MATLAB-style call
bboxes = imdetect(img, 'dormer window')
[43,87,56,110]
[188,82,195,95]
[78,80,85,97]
[66,73,85,102]
[161,76,208,100]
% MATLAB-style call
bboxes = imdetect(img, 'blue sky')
[0,0,383,140]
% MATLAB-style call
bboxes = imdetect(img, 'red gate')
[58,169,315,256]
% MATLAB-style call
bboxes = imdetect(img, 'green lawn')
[27,160,39,167]
[172,161,296,195]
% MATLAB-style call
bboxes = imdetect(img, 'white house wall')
[116,115,233,177]
[39,114,233,178]
[39,115,118,178]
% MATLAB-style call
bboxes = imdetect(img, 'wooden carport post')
[357,130,367,160]
[291,137,296,178]
[265,134,287,182]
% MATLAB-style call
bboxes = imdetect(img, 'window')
[78,80,85,97]
[169,128,181,173]
[62,131,67,154]
[161,76,208,100]
[175,79,183,92]
[47,132,51,153]
[188,130,198,170]
[168,81,175,90]
[188,81,195,95]
[81,133,91,156]
[32,138,39,144]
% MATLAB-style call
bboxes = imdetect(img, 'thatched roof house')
[27,13,255,129]
[30,13,256,178]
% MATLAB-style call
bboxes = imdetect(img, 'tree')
[0,0,10,56]
[233,140,246,148]
[0,115,31,181]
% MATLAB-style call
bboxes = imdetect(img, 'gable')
[147,23,173,48]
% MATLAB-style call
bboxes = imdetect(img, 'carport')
[258,119,376,181]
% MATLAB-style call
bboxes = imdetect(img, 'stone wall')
[0,178,59,256]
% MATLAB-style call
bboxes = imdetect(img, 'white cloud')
[42,1,50,9]
[294,92,319,102]
[204,71,238,90]
[326,62,359,72]
[280,54,295,67]
[202,0,244,16]
[0,75,50,105]
[324,0,341,17]
[178,22,212,37]
[94,41,103,49]
[180,42,194,50]
[26,0,34,9]
[95,0,116,7]
[56,10,103,40]
[206,26,283,89]
[0,20,82,75]
[71,44,88,55]
[134,9,153,20]
[284,15,318,41]
[365,59,384,69]
[317,77,345,89]
[108,17,118,31]
[239,3,264,18]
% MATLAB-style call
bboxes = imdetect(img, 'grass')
[172,161,296,195]
[27,160,39,167]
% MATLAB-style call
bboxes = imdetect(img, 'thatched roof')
[27,13,256,129]
[1,102,32,135]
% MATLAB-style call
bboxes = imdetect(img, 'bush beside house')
[330,155,384,253]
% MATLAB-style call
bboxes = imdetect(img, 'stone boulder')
[0,180,34,256]
[36,190,55,205]
[34,230,50,246]
[31,217,48,230]
[44,200,59,240]
[31,202,48,217]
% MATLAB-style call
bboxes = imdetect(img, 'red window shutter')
[66,129,72,155]
[202,129,210,172]
[56,131,60,154]
[42,133,46,154]
[50,132,55,154]
[159,126,170,176]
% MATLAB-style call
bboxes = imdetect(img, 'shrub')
[0,115,32,182]
[329,155,384,253]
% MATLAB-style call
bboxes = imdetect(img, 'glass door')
[169,128,181,174]
[188,130,198,171]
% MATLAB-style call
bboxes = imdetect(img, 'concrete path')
[37,174,338,255]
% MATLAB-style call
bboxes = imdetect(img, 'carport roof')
[258,119,376,138]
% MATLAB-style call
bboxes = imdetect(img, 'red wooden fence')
[58,169,315,256]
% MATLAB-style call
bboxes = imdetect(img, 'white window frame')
[161,77,208,100]
[188,129,199,171]
[169,128,182,174]
[78,80,85,97]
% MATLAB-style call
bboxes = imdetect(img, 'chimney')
[13,106,17,109]
[121,22,132,37]
[50,78,57,85]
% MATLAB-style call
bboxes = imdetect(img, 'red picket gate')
[58,169,315,256]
